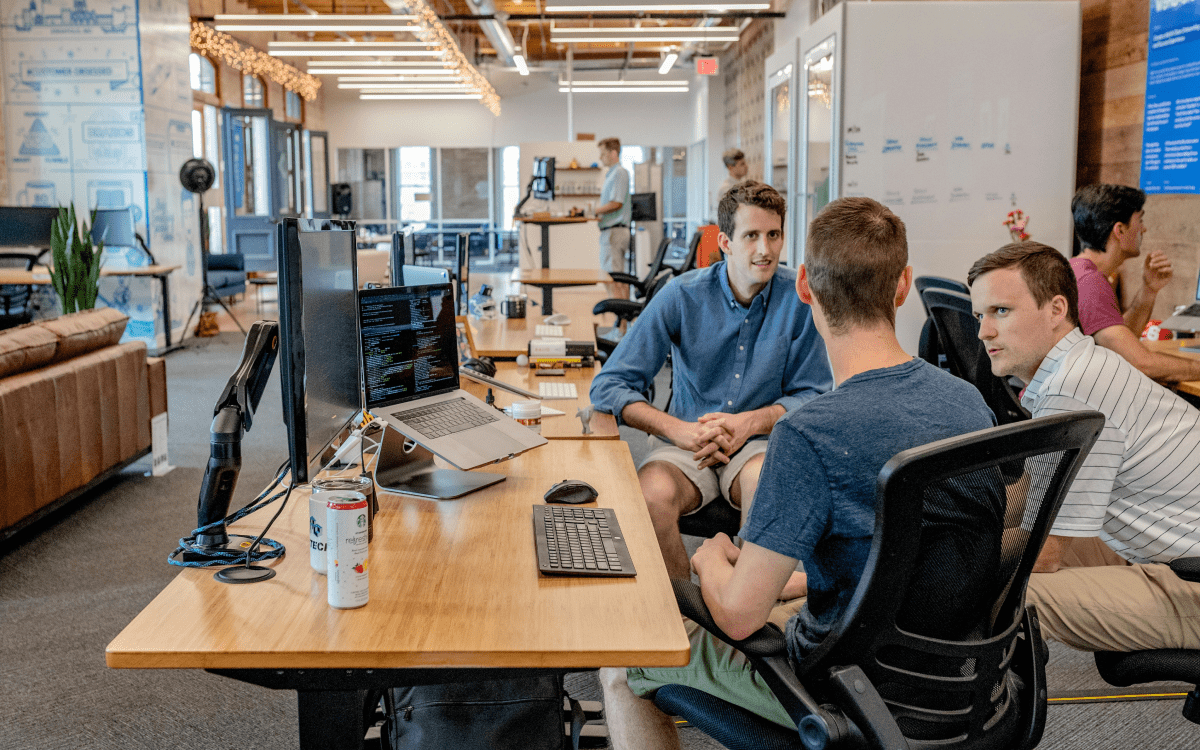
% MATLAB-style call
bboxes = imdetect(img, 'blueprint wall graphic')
[1,0,199,350]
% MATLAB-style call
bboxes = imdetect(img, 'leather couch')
[207,253,247,299]
[0,308,166,540]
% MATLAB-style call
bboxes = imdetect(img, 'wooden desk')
[470,287,608,359]
[0,265,182,349]
[106,441,688,748]
[511,267,612,315]
[1146,339,1200,398]
[515,216,593,268]
[461,362,619,440]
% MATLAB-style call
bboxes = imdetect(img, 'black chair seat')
[1095,649,1200,687]
[678,497,741,539]
[654,685,804,750]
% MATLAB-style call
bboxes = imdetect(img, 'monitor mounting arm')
[513,176,537,218]
[195,321,280,549]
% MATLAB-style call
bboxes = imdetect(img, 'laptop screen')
[359,284,459,410]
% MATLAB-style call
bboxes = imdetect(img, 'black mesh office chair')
[1093,558,1200,726]
[607,235,674,299]
[0,252,37,329]
[921,288,1030,425]
[652,411,1106,750]
[914,277,968,369]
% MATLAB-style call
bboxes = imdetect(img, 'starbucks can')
[325,492,370,609]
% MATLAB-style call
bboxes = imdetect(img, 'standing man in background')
[718,148,749,198]
[595,137,632,299]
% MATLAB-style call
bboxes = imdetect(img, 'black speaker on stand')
[179,158,246,340]
[332,183,352,217]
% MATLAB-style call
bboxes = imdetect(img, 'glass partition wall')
[795,35,839,266]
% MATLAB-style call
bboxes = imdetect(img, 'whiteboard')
[834,1,1081,349]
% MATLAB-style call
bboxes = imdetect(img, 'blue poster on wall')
[231,120,245,208]
[1141,0,1200,193]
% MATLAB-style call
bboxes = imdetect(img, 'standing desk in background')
[106,441,689,750]
[515,215,592,269]
[469,286,607,359]
[510,267,612,315]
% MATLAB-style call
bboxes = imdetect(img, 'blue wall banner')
[1141,0,1200,194]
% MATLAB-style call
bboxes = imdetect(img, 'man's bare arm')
[1123,250,1174,336]
[1093,324,1200,384]
[621,401,729,457]
[692,536,797,640]
[1032,534,1071,574]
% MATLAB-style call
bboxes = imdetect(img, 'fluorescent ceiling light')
[360,93,484,100]
[549,27,740,43]
[270,41,429,48]
[339,82,473,89]
[338,75,468,82]
[274,50,443,58]
[558,79,688,86]
[310,68,461,76]
[513,54,530,76]
[213,14,418,32]
[545,3,770,11]
[308,59,453,67]
[559,86,689,93]
[658,52,678,74]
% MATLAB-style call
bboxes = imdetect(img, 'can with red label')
[326,492,369,609]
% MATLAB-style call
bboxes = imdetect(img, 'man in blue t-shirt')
[599,197,1000,748]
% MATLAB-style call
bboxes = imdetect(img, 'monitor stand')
[372,424,504,499]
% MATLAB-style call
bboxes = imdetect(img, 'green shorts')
[626,598,806,729]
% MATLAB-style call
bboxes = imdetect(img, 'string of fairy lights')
[190,22,322,101]
[389,0,500,115]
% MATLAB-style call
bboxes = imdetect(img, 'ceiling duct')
[463,0,518,66]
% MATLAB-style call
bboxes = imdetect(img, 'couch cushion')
[0,323,59,378]
[39,308,129,362]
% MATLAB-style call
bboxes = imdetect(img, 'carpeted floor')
[1,332,1197,748]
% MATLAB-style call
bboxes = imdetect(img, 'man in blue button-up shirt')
[590,181,832,578]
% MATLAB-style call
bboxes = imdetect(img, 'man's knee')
[729,453,766,509]
[639,463,699,523]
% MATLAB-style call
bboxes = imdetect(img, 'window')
[189,53,216,95]
[500,146,520,231]
[286,90,303,121]
[397,147,433,223]
[190,104,220,190]
[243,75,265,108]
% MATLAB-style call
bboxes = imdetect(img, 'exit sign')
[696,56,719,76]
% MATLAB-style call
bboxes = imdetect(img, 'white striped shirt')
[1022,329,1200,564]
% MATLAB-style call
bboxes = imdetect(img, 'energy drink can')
[308,491,328,575]
[326,492,369,609]
[312,476,377,542]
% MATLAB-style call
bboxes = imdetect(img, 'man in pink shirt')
[1071,184,1200,383]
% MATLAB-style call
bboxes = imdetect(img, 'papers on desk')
[505,404,565,418]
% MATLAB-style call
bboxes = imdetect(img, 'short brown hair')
[722,148,745,168]
[598,137,621,154]
[718,181,785,239]
[967,242,1079,327]
[805,197,908,332]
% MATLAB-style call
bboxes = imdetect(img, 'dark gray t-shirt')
[740,358,999,662]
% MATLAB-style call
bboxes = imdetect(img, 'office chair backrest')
[676,229,704,275]
[0,252,36,271]
[642,236,673,288]
[796,411,1104,745]
[914,276,968,317]
[923,288,1030,425]
[0,252,37,319]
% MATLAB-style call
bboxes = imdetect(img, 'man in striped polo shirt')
[969,241,1200,652]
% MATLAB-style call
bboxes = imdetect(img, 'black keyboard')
[392,397,498,440]
[533,505,636,577]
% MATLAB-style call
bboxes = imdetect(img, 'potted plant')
[48,203,104,315]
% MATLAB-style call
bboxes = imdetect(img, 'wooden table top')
[512,268,613,286]
[460,362,619,440]
[1147,338,1200,397]
[106,441,689,671]
[0,265,180,284]
[469,287,608,359]
[515,216,593,226]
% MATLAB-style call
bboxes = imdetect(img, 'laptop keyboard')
[538,382,578,399]
[392,397,498,439]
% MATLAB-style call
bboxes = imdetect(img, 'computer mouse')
[545,313,572,326]
[544,479,599,504]
[462,356,497,377]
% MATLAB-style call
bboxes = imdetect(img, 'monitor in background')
[631,193,657,222]
[390,228,417,286]
[399,265,449,287]
[454,233,469,316]
[277,217,362,484]
[532,156,556,200]
[91,207,155,264]
[0,206,58,248]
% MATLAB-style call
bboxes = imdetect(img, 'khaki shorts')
[627,598,806,728]
[640,435,769,513]
[599,227,630,274]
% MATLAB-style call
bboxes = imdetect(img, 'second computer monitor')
[532,156,556,201]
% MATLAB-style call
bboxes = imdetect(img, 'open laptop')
[358,283,546,470]
[1163,272,1200,332]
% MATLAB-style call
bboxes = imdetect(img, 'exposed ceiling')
[227,0,778,69]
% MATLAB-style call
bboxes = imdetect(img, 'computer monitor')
[0,206,58,248]
[277,217,362,484]
[631,193,657,222]
[532,156,556,201]
[390,228,417,286]
[359,283,458,411]
[454,233,469,316]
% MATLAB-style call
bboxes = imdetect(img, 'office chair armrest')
[671,579,787,657]
[592,299,644,321]
[824,666,910,750]
[1170,557,1200,583]
[607,272,640,287]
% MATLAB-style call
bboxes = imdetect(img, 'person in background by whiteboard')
[593,137,632,299]
[1070,184,1200,383]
